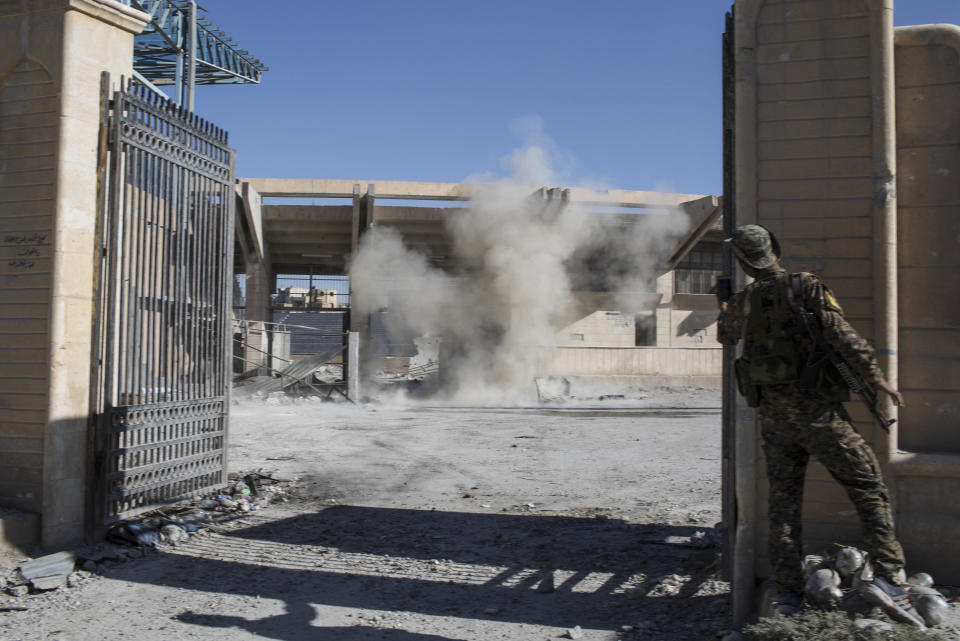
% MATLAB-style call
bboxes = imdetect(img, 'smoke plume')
[348,124,689,404]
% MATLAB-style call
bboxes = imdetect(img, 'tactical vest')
[742,271,804,385]
[734,271,849,406]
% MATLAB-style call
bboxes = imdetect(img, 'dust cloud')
[348,124,690,404]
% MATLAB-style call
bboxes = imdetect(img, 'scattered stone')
[159,524,189,545]
[563,625,584,640]
[907,572,934,588]
[66,572,85,588]
[7,585,29,597]
[30,575,67,591]
[852,618,894,633]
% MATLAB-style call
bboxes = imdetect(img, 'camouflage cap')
[725,224,781,269]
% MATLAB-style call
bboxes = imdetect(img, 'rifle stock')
[793,291,895,434]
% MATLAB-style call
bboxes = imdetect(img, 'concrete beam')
[664,196,723,270]
[238,182,264,261]
[240,178,711,208]
[262,204,353,222]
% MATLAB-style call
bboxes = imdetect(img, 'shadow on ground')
[108,506,728,640]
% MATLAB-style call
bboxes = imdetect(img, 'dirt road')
[1,389,730,641]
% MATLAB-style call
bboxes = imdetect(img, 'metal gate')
[92,75,235,523]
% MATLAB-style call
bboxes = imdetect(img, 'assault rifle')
[790,275,895,434]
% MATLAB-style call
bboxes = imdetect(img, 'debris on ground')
[1,469,293,602]
[105,470,293,550]
[535,376,572,403]
[741,544,957,640]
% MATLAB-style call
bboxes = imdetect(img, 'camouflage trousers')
[759,391,905,594]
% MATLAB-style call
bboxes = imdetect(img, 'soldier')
[716,224,923,626]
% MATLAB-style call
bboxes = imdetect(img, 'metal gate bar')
[95,76,234,522]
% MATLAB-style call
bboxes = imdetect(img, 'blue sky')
[186,1,959,196]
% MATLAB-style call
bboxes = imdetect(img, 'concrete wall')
[890,23,960,583]
[537,346,721,381]
[0,0,146,549]
[734,0,960,621]
[732,0,896,621]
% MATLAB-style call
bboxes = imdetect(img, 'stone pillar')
[0,0,148,549]
[732,0,896,622]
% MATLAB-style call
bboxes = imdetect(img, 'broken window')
[635,313,656,346]
[674,241,723,294]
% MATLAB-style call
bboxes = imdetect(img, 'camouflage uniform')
[717,225,905,595]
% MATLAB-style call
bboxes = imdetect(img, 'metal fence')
[92,75,234,523]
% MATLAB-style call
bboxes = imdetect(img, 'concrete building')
[235,179,724,387]
[728,0,960,622]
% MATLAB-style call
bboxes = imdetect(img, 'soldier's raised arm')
[802,275,904,406]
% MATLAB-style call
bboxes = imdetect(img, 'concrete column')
[347,331,360,402]
[0,0,148,549]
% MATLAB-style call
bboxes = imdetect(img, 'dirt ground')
[1,386,956,640]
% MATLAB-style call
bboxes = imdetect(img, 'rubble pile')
[801,546,950,629]
[2,469,292,602]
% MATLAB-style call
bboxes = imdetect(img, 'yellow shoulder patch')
[823,287,843,314]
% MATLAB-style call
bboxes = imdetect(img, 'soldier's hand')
[873,378,905,407]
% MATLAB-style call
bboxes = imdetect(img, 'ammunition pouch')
[734,356,762,408]
[798,351,850,404]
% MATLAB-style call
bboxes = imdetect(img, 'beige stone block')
[0,287,49,304]
[0,377,48,395]
[0,391,46,410]
[758,156,871,180]
[0,435,42,453]
[758,17,870,46]
[758,57,871,85]
[802,499,861,525]
[759,136,871,161]
[758,177,872,201]
[758,0,868,23]
[0,333,47,348]
[0,408,44,424]
[759,199,872,219]
[0,93,57,116]
[0,451,42,470]
[900,330,960,392]
[897,511,960,582]
[830,295,872,320]
[896,85,960,147]
[759,96,871,123]
[898,149,960,208]
[895,44,960,88]
[899,268,960,327]
[0,243,52,260]
[0,264,52,283]
[773,216,873,238]
[0,346,48,362]
[759,116,871,141]
[0,155,57,174]
[0,141,58,163]
[757,35,869,64]
[897,208,960,268]
[759,77,871,102]
[0,186,56,207]
[817,276,873,300]
[783,236,872,259]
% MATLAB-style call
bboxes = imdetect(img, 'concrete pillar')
[347,331,360,402]
[732,0,896,622]
[0,0,148,549]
